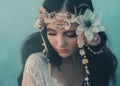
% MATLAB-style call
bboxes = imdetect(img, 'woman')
[18,0,118,86]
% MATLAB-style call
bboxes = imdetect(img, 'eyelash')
[47,31,56,35]
[66,32,77,38]
[47,31,76,38]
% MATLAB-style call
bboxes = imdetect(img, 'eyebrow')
[47,28,56,32]
[64,30,76,34]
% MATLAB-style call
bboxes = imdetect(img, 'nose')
[57,35,66,48]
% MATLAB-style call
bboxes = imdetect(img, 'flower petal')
[96,25,105,31]
[93,19,101,26]
[94,12,103,20]
[84,30,94,41]
[91,27,99,33]
[84,9,95,19]
[78,15,88,23]
[79,25,86,30]
[34,18,41,28]
[77,34,85,48]
[75,16,82,24]
[84,9,92,17]
[76,25,85,35]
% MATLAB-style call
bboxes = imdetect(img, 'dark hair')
[18,0,118,86]
[43,0,94,14]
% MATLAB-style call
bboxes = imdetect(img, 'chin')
[58,53,72,58]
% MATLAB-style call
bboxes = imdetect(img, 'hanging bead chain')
[40,33,52,78]
[79,46,90,86]
[85,44,103,55]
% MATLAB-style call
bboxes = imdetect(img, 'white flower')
[34,17,45,32]
[34,18,41,28]
[75,9,105,41]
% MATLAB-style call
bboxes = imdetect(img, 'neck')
[61,52,82,67]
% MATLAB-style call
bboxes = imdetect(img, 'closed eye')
[47,28,57,36]
[65,31,77,38]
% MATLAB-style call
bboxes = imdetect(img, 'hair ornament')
[79,45,90,86]
[86,44,103,55]
[34,7,105,41]
[75,9,105,41]
[34,7,76,30]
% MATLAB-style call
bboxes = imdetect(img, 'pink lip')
[57,49,69,53]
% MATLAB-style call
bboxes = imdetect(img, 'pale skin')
[46,23,85,86]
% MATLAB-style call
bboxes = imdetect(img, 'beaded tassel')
[85,44,103,55]
[41,33,52,78]
[79,47,90,86]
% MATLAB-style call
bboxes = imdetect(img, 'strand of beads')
[85,44,103,55]
[79,47,90,86]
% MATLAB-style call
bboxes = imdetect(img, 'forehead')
[46,23,78,31]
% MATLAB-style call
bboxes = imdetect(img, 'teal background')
[0,0,119,86]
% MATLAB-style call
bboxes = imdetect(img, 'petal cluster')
[75,9,105,41]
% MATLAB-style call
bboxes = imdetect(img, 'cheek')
[47,35,56,48]
[69,38,78,48]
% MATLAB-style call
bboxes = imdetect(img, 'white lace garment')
[22,52,63,86]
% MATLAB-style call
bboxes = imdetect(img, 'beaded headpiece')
[34,7,105,86]
[34,7,76,30]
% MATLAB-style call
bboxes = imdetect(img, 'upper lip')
[57,49,69,52]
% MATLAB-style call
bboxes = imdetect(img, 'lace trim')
[23,52,63,86]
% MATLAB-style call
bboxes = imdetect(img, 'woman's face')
[47,22,78,58]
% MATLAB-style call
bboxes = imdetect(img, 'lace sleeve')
[22,53,46,86]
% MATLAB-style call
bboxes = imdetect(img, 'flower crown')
[34,7,105,41]
[34,7,76,30]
